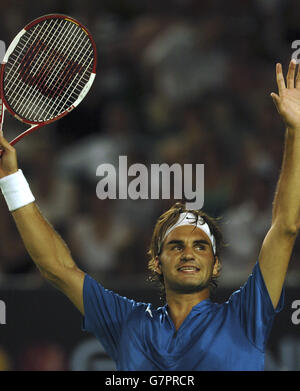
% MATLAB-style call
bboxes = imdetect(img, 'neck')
[165,288,210,331]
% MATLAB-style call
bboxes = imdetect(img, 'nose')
[180,249,195,262]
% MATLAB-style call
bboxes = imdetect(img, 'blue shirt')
[82,262,284,370]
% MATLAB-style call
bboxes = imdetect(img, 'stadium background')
[0,0,300,370]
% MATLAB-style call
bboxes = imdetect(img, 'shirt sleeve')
[228,261,285,351]
[82,273,139,362]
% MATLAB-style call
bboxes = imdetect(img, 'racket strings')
[24,22,83,100]
[17,20,82,117]
[30,23,92,118]
[6,19,62,115]
[7,19,91,116]
[3,17,94,122]
[45,40,94,118]
[15,20,68,101]
[5,23,42,83]
[5,19,71,117]
[36,35,94,119]
[5,20,56,97]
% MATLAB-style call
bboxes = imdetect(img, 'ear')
[212,256,220,277]
[154,256,162,274]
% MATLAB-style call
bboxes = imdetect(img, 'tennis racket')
[0,14,97,147]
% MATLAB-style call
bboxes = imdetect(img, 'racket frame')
[0,14,97,146]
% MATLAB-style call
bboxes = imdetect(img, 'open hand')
[271,59,300,130]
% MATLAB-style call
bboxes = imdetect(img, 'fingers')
[296,61,300,89]
[270,92,280,103]
[270,92,280,112]
[275,60,299,95]
[287,59,297,89]
[0,135,14,152]
[276,63,286,94]
[0,134,18,175]
[0,135,15,160]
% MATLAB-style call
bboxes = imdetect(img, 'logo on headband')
[161,212,216,254]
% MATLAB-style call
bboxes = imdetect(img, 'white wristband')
[0,169,35,212]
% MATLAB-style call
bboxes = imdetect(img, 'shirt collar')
[162,298,212,316]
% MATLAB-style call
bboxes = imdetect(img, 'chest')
[118,308,256,370]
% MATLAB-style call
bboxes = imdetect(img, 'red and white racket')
[0,14,97,146]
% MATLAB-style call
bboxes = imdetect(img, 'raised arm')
[0,136,85,314]
[259,59,300,308]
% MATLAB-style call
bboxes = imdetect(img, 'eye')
[171,244,183,251]
[195,244,206,250]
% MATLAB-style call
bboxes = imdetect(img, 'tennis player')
[0,60,299,370]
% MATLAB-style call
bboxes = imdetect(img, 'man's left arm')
[259,59,300,309]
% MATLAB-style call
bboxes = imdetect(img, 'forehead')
[164,224,211,243]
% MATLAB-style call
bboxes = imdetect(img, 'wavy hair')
[147,202,224,299]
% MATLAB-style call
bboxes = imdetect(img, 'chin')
[169,281,209,294]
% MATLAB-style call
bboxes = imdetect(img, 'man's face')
[156,225,219,294]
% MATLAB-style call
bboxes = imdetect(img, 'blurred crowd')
[1,0,300,289]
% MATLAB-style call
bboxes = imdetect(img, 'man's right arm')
[12,203,85,314]
[0,135,85,315]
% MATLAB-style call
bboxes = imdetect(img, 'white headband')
[162,212,216,254]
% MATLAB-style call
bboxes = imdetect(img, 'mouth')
[177,266,200,274]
